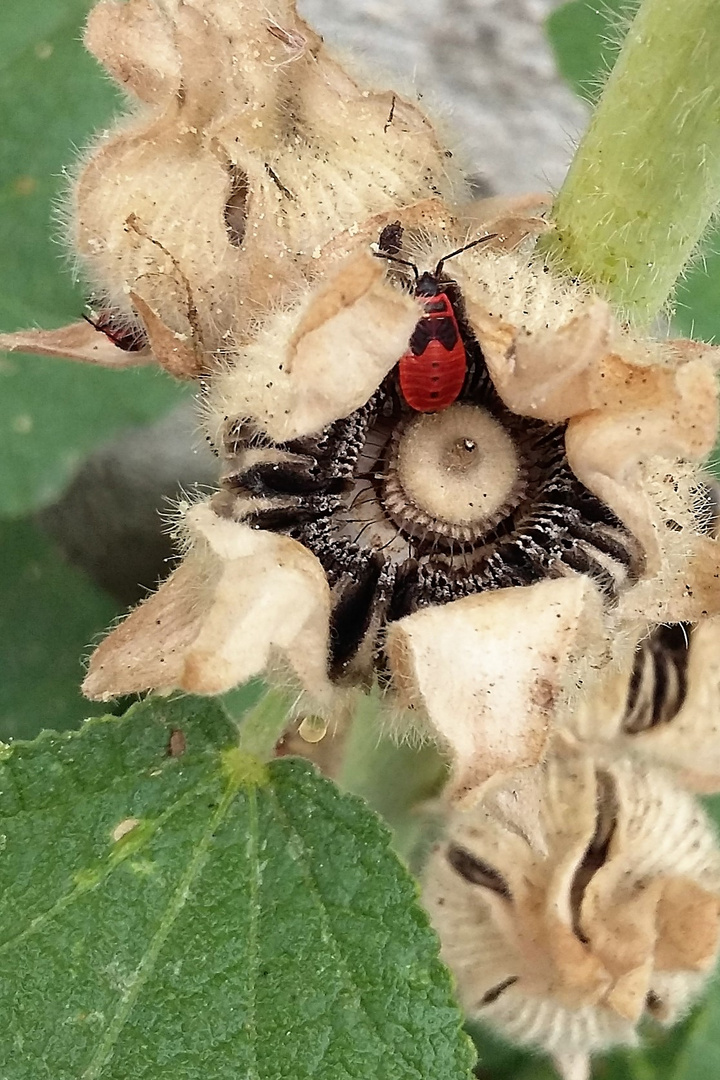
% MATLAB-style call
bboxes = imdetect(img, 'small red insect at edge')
[83,309,148,353]
[374,232,496,414]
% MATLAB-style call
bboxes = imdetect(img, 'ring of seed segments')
[218,279,642,680]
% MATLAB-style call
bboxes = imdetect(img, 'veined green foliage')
[0,696,476,1080]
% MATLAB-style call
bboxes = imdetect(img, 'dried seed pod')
[82,197,720,800]
[7,0,717,801]
[423,749,720,1077]
[65,0,463,369]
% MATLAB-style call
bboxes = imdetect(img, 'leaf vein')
[0,778,212,955]
[244,785,261,1080]
[79,776,239,1080]
[268,784,424,1078]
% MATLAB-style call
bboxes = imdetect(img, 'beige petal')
[458,192,552,226]
[463,292,719,442]
[69,0,463,359]
[209,251,419,442]
[173,2,308,152]
[569,616,720,791]
[453,248,607,395]
[288,251,393,350]
[287,254,419,417]
[83,501,332,702]
[565,358,720,624]
[385,576,605,803]
[455,244,720,499]
[566,355,718,508]
[314,193,548,269]
[0,322,151,369]
[578,757,720,1005]
[74,122,292,354]
[604,960,655,1023]
[477,301,614,421]
[85,0,180,104]
[422,753,634,1056]
[655,877,720,971]
[582,882,662,1022]
[423,749,720,1062]
[316,198,457,264]
[457,191,552,251]
[613,533,720,627]
[633,617,720,790]
[130,291,205,379]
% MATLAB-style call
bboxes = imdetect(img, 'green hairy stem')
[545,0,720,322]
[235,687,294,761]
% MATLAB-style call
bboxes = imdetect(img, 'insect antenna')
[372,251,420,281]
[434,233,497,275]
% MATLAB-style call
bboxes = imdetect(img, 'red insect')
[82,309,148,353]
[375,232,496,413]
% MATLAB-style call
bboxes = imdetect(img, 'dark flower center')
[217,286,643,682]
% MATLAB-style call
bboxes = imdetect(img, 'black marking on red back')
[409,314,459,355]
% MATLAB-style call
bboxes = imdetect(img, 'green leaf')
[546,0,630,101]
[0,518,119,741]
[0,360,187,519]
[465,1020,532,1078]
[670,997,720,1079]
[0,0,186,518]
[0,696,476,1080]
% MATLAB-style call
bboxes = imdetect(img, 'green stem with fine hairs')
[234,687,294,762]
[543,0,720,323]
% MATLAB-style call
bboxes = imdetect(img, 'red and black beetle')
[374,230,496,413]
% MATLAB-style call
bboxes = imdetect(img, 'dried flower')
[423,748,720,1079]
[0,0,461,372]
[82,210,720,799]
[3,0,720,803]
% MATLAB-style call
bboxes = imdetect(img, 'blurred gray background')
[39,0,586,603]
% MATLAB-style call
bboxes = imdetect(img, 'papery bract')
[423,747,720,1078]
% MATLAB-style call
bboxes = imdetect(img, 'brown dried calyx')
[423,747,720,1080]
[0,0,463,374]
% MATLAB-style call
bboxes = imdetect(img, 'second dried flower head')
[423,746,720,1080]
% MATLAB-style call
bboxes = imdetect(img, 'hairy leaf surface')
[0,697,475,1080]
